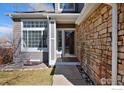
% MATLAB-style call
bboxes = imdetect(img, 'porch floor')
[56,57,79,62]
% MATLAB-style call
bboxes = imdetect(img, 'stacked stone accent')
[117,4,124,85]
[75,4,112,85]
[76,3,124,85]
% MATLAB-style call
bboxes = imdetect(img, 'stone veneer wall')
[75,4,112,85]
[76,3,124,85]
[117,4,124,85]
[13,18,22,60]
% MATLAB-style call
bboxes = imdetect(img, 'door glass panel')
[43,30,47,48]
[57,31,62,51]
[65,31,74,54]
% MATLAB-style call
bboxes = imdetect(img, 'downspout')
[111,3,117,85]
[46,15,49,48]
[46,15,50,66]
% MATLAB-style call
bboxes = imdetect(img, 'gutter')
[6,13,79,23]
[46,15,51,66]
[6,13,79,18]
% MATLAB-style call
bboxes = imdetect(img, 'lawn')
[0,68,54,85]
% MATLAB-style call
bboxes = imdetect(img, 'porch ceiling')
[49,13,80,23]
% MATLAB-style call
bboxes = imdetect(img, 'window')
[59,3,75,11]
[43,31,47,48]
[57,31,62,51]
[23,21,47,28]
[22,20,48,52]
[23,30,27,47]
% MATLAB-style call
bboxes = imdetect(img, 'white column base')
[49,60,56,66]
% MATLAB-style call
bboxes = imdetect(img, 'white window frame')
[21,19,48,52]
[58,3,75,11]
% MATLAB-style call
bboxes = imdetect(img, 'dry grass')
[0,68,53,85]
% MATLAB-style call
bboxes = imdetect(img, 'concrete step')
[52,75,73,85]
[55,62,80,66]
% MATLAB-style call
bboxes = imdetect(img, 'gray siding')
[25,52,48,62]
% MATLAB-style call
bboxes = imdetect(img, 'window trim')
[58,3,75,11]
[21,19,48,52]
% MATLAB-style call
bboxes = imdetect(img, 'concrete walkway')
[52,65,88,85]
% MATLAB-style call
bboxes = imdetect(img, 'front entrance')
[57,29,75,57]
[64,31,74,56]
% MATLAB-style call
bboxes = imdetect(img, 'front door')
[64,31,74,56]
[57,29,75,57]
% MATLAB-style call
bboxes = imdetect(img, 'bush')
[0,48,13,64]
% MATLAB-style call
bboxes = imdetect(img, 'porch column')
[48,19,57,66]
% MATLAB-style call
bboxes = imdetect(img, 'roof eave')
[6,13,48,18]
[75,3,101,25]
[6,13,80,18]
[6,13,80,23]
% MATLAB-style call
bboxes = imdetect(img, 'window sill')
[21,48,48,52]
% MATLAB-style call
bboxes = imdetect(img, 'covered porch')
[48,13,79,66]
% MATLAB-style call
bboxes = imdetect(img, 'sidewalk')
[52,65,88,85]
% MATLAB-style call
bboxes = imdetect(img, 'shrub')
[0,48,13,64]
